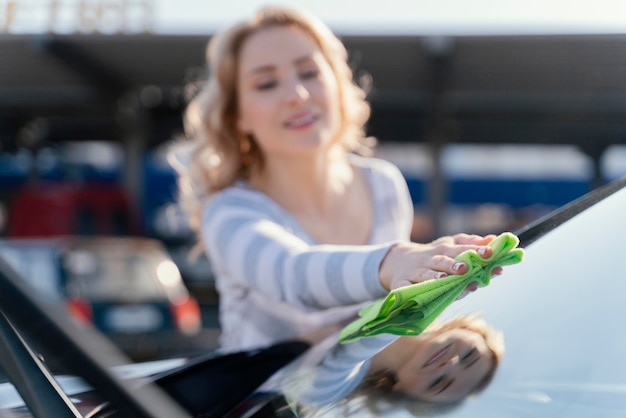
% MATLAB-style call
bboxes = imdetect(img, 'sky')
[153,0,626,35]
[4,0,626,35]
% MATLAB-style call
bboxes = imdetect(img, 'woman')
[172,5,502,406]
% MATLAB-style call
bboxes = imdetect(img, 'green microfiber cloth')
[339,232,524,344]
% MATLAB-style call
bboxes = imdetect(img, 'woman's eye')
[429,375,445,389]
[429,374,454,395]
[299,69,319,80]
[462,348,481,368]
[461,348,477,362]
[256,80,277,91]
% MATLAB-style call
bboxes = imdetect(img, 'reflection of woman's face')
[236,25,341,161]
[393,328,493,403]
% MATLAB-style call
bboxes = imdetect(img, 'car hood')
[315,181,626,417]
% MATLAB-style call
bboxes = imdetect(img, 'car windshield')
[309,178,626,417]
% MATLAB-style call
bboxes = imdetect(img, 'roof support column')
[116,91,150,232]
[423,37,455,237]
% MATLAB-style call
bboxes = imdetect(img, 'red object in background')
[170,295,202,336]
[6,182,143,237]
[66,297,93,325]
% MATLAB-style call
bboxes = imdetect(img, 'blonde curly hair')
[170,6,374,235]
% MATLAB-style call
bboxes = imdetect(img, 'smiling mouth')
[284,114,318,129]
[423,344,452,368]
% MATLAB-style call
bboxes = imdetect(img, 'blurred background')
[2,0,626,361]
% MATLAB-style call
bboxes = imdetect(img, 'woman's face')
[236,25,342,160]
[393,328,494,403]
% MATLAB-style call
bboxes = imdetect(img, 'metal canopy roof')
[2,32,626,153]
[3,31,626,237]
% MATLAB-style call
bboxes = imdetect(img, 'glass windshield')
[310,181,626,417]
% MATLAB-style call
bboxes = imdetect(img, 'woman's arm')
[202,192,394,310]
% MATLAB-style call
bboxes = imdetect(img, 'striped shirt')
[200,155,414,405]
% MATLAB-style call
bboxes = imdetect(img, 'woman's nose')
[439,354,460,370]
[284,80,309,105]
[439,356,461,375]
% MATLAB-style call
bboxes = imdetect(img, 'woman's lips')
[423,344,452,368]
[284,113,318,129]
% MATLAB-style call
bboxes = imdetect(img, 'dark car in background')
[0,236,202,360]
[1,175,626,417]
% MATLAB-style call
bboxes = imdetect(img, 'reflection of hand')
[379,234,496,291]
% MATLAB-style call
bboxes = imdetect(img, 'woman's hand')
[379,233,497,291]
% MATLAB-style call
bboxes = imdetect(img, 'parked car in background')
[0,236,202,360]
[1,175,626,417]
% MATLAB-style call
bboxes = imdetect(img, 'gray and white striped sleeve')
[201,193,395,310]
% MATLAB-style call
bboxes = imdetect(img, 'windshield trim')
[515,175,626,247]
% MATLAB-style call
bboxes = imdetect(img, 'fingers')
[455,266,503,300]
[452,233,496,246]
[388,260,467,291]
[430,255,468,275]
[455,281,478,301]
[430,242,493,261]
[422,240,496,271]
[380,236,503,291]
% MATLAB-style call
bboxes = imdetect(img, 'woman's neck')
[249,148,353,217]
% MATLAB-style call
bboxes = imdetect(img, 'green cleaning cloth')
[339,232,525,344]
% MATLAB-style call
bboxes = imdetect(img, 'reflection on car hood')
[318,181,626,417]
